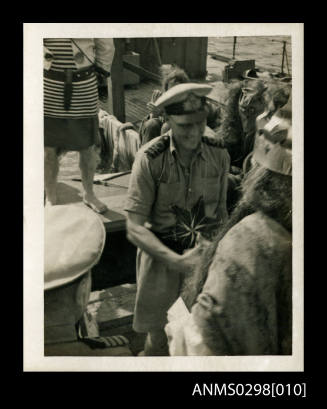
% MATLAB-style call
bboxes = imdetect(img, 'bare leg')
[44,147,59,206]
[143,329,169,356]
[79,145,108,214]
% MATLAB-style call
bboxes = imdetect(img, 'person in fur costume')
[166,100,292,356]
[217,78,266,168]
[219,77,290,213]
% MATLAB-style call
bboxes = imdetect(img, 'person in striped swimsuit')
[44,38,115,213]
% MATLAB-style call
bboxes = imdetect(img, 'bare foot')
[83,194,108,214]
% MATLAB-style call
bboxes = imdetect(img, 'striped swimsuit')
[44,38,98,118]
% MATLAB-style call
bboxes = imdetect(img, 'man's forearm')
[126,220,180,266]
[94,38,115,72]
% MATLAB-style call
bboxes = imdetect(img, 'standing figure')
[125,83,230,355]
[166,101,292,356]
[44,38,115,213]
[215,77,267,213]
[218,77,267,170]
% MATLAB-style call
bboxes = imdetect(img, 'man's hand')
[169,245,204,273]
[151,89,162,102]
[127,214,208,274]
[96,71,108,87]
[147,89,162,118]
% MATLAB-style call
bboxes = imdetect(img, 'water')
[208,36,292,75]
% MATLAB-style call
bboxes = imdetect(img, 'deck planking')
[99,79,157,126]
[56,174,131,232]
[99,74,227,127]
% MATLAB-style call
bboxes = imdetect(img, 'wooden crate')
[223,59,255,82]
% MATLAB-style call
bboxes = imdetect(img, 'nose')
[189,123,204,138]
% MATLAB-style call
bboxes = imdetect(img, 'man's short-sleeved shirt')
[124,130,230,233]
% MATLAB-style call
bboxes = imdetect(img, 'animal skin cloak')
[166,211,292,356]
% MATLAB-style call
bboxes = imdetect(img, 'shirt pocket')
[203,177,221,205]
[156,181,183,210]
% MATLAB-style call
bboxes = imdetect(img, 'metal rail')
[228,36,291,75]
[122,60,162,83]
[232,36,237,59]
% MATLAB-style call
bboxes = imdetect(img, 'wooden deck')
[99,79,157,128]
[57,173,131,232]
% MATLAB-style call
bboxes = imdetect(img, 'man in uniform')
[124,83,230,356]
[44,204,132,356]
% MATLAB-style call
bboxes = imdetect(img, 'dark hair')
[276,94,292,121]
[241,163,292,230]
[215,82,244,163]
[218,81,243,135]
[273,88,290,110]
[161,65,190,91]
[264,81,291,114]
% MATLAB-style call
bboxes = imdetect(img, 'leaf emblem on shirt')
[162,196,219,248]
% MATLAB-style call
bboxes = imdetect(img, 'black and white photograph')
[23,23,303,372]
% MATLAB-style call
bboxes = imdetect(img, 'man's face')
[239,93,265,135]
[239,80,266,135]
[168,113,206,152]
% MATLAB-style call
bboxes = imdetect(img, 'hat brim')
[154,83,212,111]
[44,205,106,291]
[44,267,92,291]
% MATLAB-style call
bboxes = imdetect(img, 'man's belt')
[44,66,96,82]
[151,229,195,255]
[44,66,96,110]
